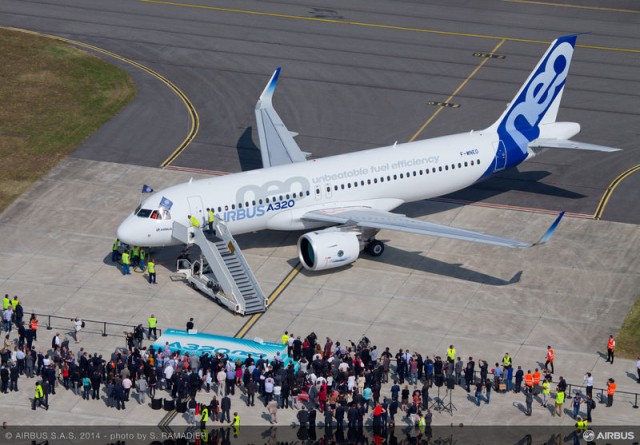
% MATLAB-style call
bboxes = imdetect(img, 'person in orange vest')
[29,314,39,341]
[524,370,533,391]
[532,368,541,395]
[606,335,615,364]
[606,378,616,406]
[545,346,555,374]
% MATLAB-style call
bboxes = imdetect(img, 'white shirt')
[583,375,593,386]
[636,359,640,370]
[74,319,83,332]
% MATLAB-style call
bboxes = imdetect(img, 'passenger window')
[470,160,474,166]
[238,203,242,209]
[399,174,403,179]
[279,195,283,201]
[334,186,338,191]
[458,163,462,168]
[367,179,371,185]
[413,171,417,176]
[387,176,391,181]
[217,207,222,213]
[374,178,378,183]
[266,197,270,203]
[445,165,449,171]
[439,166,443,172]
[327,187,330,192]
[393,175,397,180]
[432,167,436,173]
[231,204,235,210]
[360,180,364,186]
[348,183,352,188]
[477,159,481,165]
[292,193,296,198]
[380,177,384,183]
[286,194,290,199]
[464,162,468,167]
[306,190,310,196]
[341,184,345,190]
[258,200,262,205]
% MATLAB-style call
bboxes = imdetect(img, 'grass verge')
[0,28,135,211]
[617,293,640,359]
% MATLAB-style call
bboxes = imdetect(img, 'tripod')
[429,386,446,412]
[442,388,457,416]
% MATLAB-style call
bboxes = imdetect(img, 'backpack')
[591,399,596,410]
[81,321,86,328]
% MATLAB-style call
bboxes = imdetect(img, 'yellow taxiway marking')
[505,0,640,14]
[234,262,302,338]
[410,40,506,142]
[140,0,640,53]
[593,164,640,220]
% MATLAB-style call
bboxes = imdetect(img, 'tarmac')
[0,158,639,432]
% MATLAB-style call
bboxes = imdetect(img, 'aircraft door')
[325,183,332,199]
[492,141,507,172]
[187,196,206,226]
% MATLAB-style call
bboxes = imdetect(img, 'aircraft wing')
[529,138,621,152]
[302,207,564,248]
[254,68,310,168]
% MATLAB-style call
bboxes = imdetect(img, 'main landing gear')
[365,239,385,257]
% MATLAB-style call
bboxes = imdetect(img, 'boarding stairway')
[172,220,267,315]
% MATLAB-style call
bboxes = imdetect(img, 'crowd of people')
[0,294,629,435]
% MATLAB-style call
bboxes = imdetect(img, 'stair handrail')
[214,219,267,310]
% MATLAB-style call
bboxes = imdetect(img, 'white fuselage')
[117,129,504,247]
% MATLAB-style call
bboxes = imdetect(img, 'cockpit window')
[137,208,152,218]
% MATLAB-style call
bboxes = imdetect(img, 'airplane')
[117,35,619,272]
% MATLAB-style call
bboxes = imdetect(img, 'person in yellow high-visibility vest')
[447,345,456,363]
[281,331,289,346]
[207,208,216,235]
[112,238,120,263]
[232,412,240,431]
[148,259,156,284]
[188,214,200,228]
[554,388,565,417]
[200,405,209,430]
[148,314,157,340]
[121,250,131,275]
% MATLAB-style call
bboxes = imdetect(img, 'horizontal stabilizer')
[529,138,621,152]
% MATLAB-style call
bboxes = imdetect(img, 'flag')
[141,184,154,193]
[159,196,173,210]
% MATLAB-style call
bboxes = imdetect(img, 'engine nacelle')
[297,230,361,271]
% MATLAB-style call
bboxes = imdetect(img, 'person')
[147,259,156,284]
[541,377,551,407]
[485,378,492,404]
[525,387,533,416]
[637,356,640,383]
[139,248,146,270]
[200,404,209,430]
[583,372,593,397]
[0,365,8,393]
[267,398,278,424]
[121,249,131,275]
[585,393,595,422]
[532,368,541,395]
[147,314,157,340]
[232,412,240,430]
[207,208,216,234]
[575,415,588,430]
[112,238,120,263]
[475,381,483,406]
[32,381,48,410]
[2,295,9,311]
[29,314,38,341]
[72,317,83,343]
[131,246,140,269]
[572,393,582,418]
[297,406,309,427]
[188,214,200,228]
[524,369,533,393]
[607,378,616,407]
[554,388,565,417]
[446,345,456,363]
[514,366,523,393]
[606,335,615,364]
[220,394,231,422]
[51,332,61,352]
[2,306,12,333]
[545,346,555,373]
[186,318,194,331]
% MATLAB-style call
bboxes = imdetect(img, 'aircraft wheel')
[366,240,385,257]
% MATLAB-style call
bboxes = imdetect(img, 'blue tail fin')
[485,35,578,170]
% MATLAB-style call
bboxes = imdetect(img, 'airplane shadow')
[236,126,263,172]
[287,245,523,286]
[444,167,586,202]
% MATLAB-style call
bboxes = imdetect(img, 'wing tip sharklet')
[531,211,565,247]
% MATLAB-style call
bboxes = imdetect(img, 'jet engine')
[297,229,361,271]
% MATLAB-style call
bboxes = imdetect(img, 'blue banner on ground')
[152,329,289,364]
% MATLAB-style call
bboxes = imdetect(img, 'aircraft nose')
[116,215,140,246]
